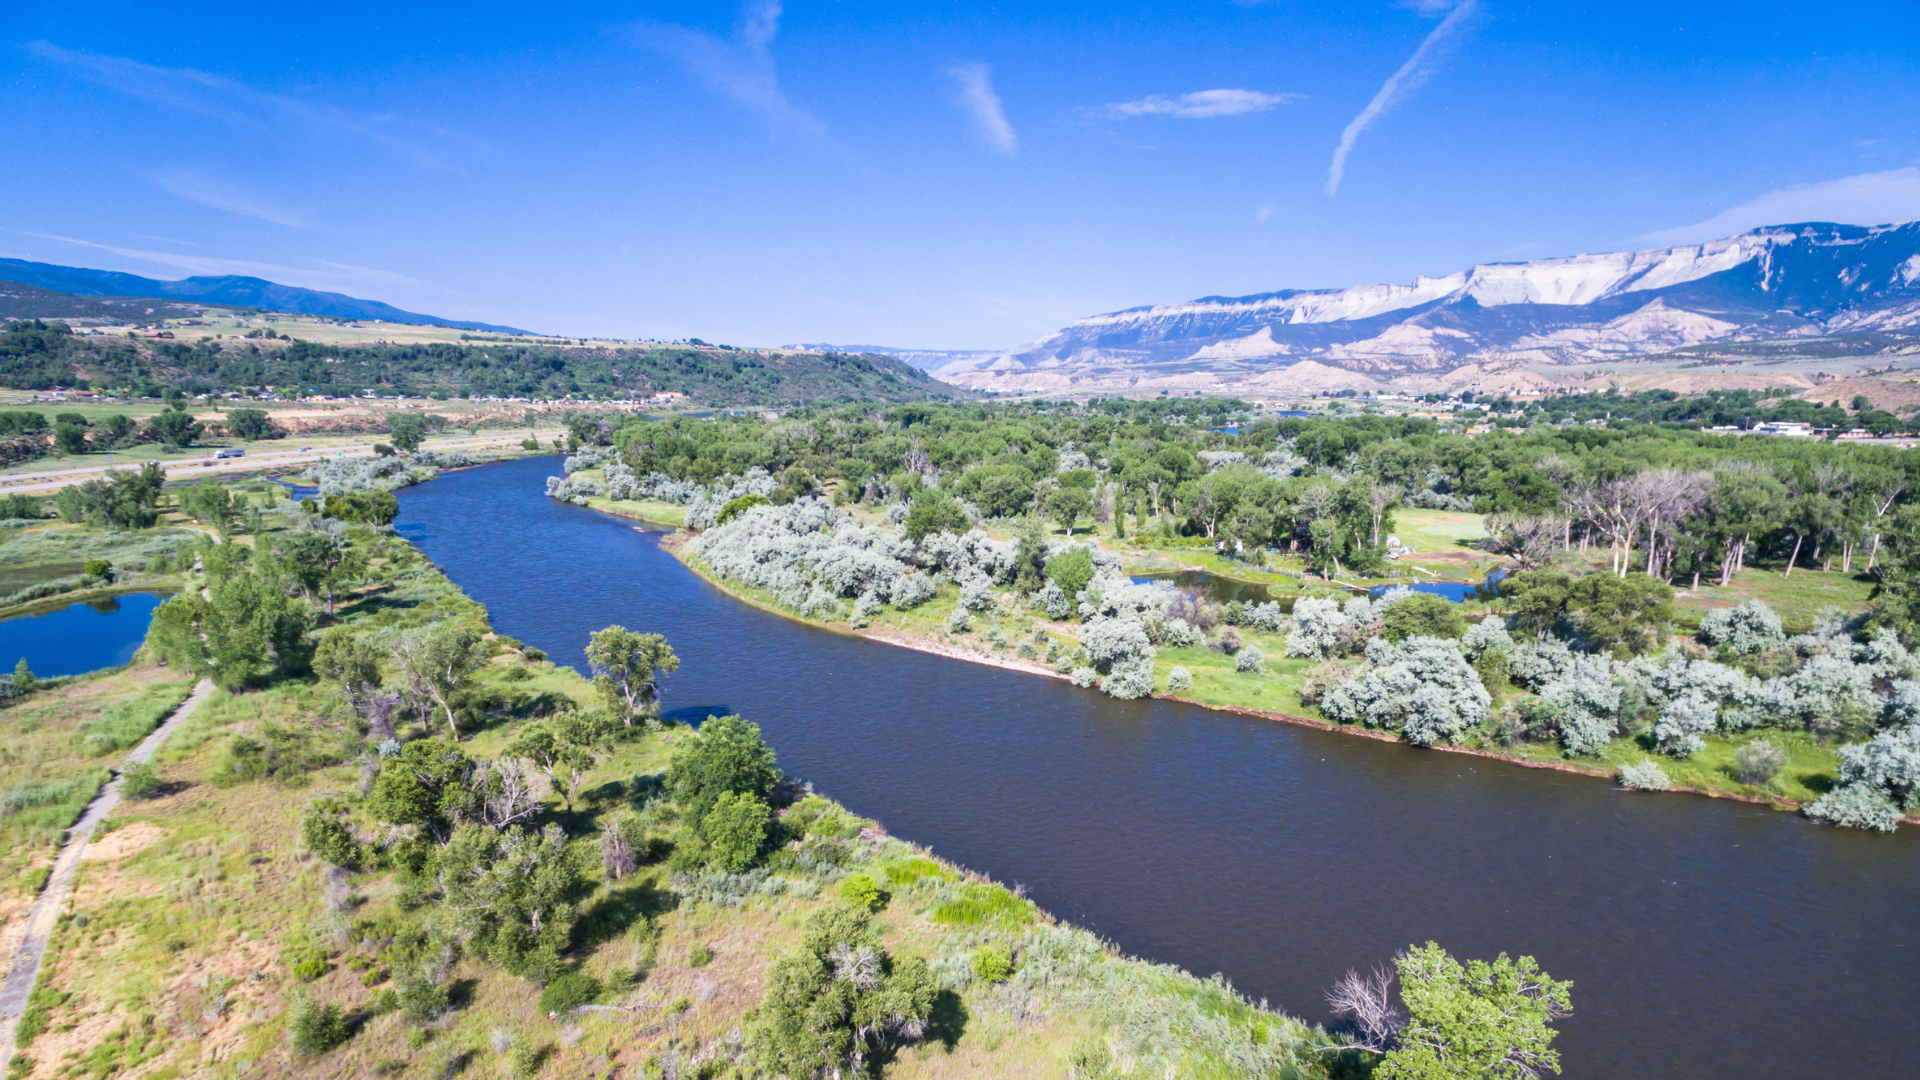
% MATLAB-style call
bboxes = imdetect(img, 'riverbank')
[638,514,1862,824]
[2,476,1330,1080]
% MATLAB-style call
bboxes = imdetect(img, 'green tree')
[394,622,488,740]
[146,568,315,689]
[53,421,88,455]
[226,408,274,441]
[322,490,400,526]
[703,790,771,871]
[716,493,770,525]
[585,626,678,727]
[1381,594,1467,642]
[145,403,204,448]
[182,478,235,530]
[1380,942,1572,1080]
[313,626,383,715]
[1044,546,1094,602]
[434,822,582,980]
[13,657,35,692]
[1048,485,1094,537]
[904,487,971,541]
[287,996,349,1055]
[367,738,477,841]
[273,528,367,614]
[1498,570,1573,640]
[1566,572,1672,655]
[505,711,614,813]
[666,714,777,834]
[751,904,937,1078]
[388,413,428,452]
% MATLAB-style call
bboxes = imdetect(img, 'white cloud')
[1107,88,1299,119]
[151,169,309,228]
[946,63,1018,156]
[27,42,473,171]
[1637,169,1920,246]
[1325,0,1479,195]
[634,1,827,139]
[1256,204,1275,221]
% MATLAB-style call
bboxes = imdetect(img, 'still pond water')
[0,592,168,678]
[398,457,1918,1078]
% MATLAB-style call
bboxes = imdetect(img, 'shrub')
[287,996,349,1055]
[1285,597,1347,659]
[1321,637,1490,746]
[1734,740,1786,785]
[1381,593,1466,642]
[1070,666,1097,688]
[703,791,771,872]
[1100,656,1156,699]
[1167,666,1193,692]
[1234,646,1265,674]
[119,760,163,799]
[537,973,601,1014]
[838,874,885,911]
[1698,599,1785,655]
[1652,694,1717,758]
[302,804,360,868]
[1618,761,1670,791]
[947,606,971,634]
[1805,783,1903,831]
[396,968,451,1023]
[971,942,1013,984]
[687,943,714,968]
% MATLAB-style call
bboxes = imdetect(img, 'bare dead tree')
[1487,512,1563,570]
[1324,964,1403,1052]
[600,817,638,880]
[475,758,548,829]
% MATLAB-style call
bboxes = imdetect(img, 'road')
[0,430,565,494]
[0,679,213,1059]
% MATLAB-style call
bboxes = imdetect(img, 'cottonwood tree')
[313,626,383,716]
[751,904,937,1078]
[505,710,616,813]
[666,714,778,835]
[274,525,368,614]
[367,738,479,843]
[585,625,679,727]
[1372,942,1572,1080]
[395,622,488,740]
[435,822,581,980]
[147,567,315,690]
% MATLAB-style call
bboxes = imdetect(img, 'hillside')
[935,221,1920,395]
[0,317,972,404]
[0,259,528,334]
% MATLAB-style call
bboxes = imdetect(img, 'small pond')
[0,591,171,677]
[1134,570,1294,610]
[1370,569,1505,603]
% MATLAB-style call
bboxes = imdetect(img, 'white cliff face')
[934,221,1920,389]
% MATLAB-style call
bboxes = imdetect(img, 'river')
[397,456,1919,1077]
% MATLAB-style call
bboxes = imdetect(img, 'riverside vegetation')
[542,396,1920,830]
[2,471,1570,1080]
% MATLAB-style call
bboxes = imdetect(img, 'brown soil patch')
[82,821,168,863]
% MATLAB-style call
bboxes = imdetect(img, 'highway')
[0,429,566,494]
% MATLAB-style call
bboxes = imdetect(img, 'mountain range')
[930,221,1920,395]
[0,258,530,335]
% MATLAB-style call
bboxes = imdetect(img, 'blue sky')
[4,1,1919,348]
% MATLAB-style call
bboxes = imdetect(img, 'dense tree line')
[0,319,966,403]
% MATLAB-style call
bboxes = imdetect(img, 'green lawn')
[1391,508,1489,556]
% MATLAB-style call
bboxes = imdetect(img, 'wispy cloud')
[946,63,1018,156]
[26,41,474,171]
[1106,88,1299,119]
[1325,0,1479,195]
[2,229,419,291]
[634,1,827,139]
[1638,168,1920,246]
[150,169,309,228]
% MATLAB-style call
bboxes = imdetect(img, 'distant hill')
[935,221,1920,393]
[787,343,1008,373]
[0,280,210,323]
[0,258,531,334]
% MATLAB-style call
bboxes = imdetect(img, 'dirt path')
[0,678,212,1057]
